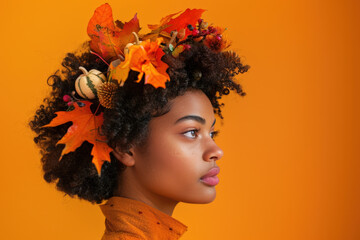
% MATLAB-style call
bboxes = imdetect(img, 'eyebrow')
[175,115,216,127]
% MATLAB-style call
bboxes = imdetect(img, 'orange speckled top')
[99,196,188,240]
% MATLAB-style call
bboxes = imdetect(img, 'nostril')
[204,145,224,162]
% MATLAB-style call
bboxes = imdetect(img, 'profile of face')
[114,89,224,212]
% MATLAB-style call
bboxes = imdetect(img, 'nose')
[203,141,224,162]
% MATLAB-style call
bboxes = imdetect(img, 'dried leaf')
[147,11,181,30]
[142,24,171,42]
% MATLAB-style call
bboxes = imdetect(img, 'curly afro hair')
[29,41,250,204]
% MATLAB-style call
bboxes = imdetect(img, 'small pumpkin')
[124,32,142,55]
[75,67,106,99]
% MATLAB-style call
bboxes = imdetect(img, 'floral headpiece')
[44,3,231,176]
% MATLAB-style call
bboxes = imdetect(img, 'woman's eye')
[183,129,198,138]
[183,130,219,139]
[210,130,219,139]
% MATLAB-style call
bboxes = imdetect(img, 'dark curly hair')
[29,41,249,204]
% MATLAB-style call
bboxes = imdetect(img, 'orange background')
[1,0,359,239]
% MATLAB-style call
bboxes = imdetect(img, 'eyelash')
[183,129,219,139]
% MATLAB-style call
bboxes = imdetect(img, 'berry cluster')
[62,92,85,110]
[188,19,222,41]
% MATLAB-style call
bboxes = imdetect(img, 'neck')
[113,168,179,216]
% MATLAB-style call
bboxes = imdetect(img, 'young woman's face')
[129,89,224,204]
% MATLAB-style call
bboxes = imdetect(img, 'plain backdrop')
[1,0,359,239]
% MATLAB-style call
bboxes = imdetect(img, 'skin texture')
[112,89,224,216]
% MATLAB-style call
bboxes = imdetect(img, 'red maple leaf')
[43,101,112,176]
[147,9,205,41]
[87,3,140,62]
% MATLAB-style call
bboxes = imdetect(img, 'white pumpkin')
[75,67,106,99]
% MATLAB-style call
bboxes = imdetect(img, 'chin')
[182,188,217,204]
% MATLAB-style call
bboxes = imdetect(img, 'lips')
[200,166,220,186]
[201,166,220,179]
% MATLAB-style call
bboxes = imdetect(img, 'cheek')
[138,135,202,191]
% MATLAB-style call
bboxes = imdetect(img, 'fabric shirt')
[99,196,188,240]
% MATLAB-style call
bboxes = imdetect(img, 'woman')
[29,4,249,239]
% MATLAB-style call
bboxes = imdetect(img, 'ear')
[112,147,135,167]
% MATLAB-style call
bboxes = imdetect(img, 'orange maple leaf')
[87,3,140,62]
[43,101,112,176]
[110,38,170,88]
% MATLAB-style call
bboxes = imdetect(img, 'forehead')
[153,90,215,125]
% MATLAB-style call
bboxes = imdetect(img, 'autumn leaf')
[163,9,205,36]
[43,101,112,176]
[115,14,141,50]
[87,3,119,61]
[87,3,140,62]
[110,38,170,88]
[87,3,115,36]
[108,56,130,85]
[146,9,205,41]
[147,11,181,30]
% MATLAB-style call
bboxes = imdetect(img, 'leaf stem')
[90,50,110,66]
